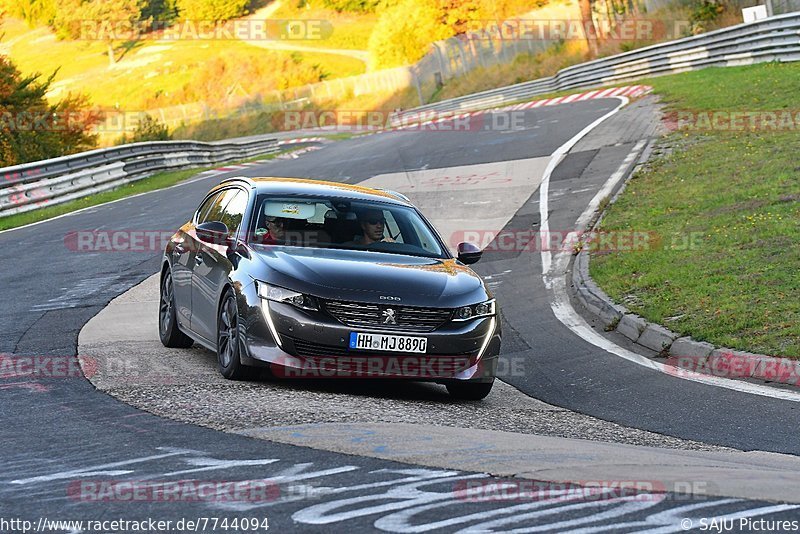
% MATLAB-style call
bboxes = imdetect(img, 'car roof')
[215,176,412,206]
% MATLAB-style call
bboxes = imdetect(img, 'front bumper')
[239,287,500,382]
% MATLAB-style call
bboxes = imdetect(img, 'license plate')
[349,332,427,353]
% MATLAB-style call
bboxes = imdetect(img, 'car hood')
[249,246,489,307]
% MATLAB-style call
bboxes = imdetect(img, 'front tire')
[159,269,193,348]
[217,289,252,380]
[446,379,494,400]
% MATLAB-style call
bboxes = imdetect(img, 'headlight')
[257,282,319,311]
[453,299,495,321]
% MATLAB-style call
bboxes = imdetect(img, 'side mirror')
[457,242,482,264]
[196,221,230,245]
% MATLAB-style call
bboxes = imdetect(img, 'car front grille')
[290,338,349,357]
[323,300,452,332]
[286,338,473,377]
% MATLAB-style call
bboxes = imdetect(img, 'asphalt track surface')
[2,99,799,531]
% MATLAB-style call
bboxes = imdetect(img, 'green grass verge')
[645,62,800,112]
[590,62,800,358]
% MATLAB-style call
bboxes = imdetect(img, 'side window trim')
[195,186,249,226]
[194,191,220,225]
[219,188,250,239]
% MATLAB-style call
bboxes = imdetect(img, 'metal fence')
[0,136,279,217]
[772,0,800,14]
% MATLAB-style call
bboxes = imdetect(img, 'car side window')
[202,189,238,226]
[195,192,221,224]
[218,190,248,237]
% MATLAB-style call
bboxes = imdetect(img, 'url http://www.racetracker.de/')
[0,516,270,533]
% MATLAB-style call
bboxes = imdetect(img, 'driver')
[351,209,395,246]
[256,216,288,244]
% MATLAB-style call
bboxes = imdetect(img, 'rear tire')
[446,380,494,400]
[217,289,253,380]
[159,269,194,348]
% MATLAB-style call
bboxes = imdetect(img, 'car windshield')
[248,195,448,259]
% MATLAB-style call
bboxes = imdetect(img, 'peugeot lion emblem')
[382,308,398,325]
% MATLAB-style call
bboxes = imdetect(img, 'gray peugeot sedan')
[159,177,500,399]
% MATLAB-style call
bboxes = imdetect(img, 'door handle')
[195,255,204,266]
[174,243,187,255]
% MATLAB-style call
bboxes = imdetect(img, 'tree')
[438,0,491,35]
[50,0,143,65]
[78,0,143,66]
[578,0,599,55]
[368,0,459,69]
[368,0,532,69]
[174,0,249,21]
[0,56,100,166]
[141,0,178,23]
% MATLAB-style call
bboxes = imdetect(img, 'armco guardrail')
[404,12,800,114]
[0,137,279,217]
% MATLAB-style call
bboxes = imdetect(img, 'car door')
[190,188,249,344]
[170,191,221,329]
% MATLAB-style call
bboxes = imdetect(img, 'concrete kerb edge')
[568,139,800,388]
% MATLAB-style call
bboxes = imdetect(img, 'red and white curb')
[276,136,328,146]
[502,85,651,111]
[271,145,323,160]
[196,162,263,176]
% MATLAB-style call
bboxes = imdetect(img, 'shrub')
[689,0,725,34]
[115,113,171,144]
[0,0,57,26]
[322,0,380,12]
[174,0,249,21]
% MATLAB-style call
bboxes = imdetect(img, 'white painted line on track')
[9,449,195,485]
[538,97,630,276]
[537,111,800,403]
